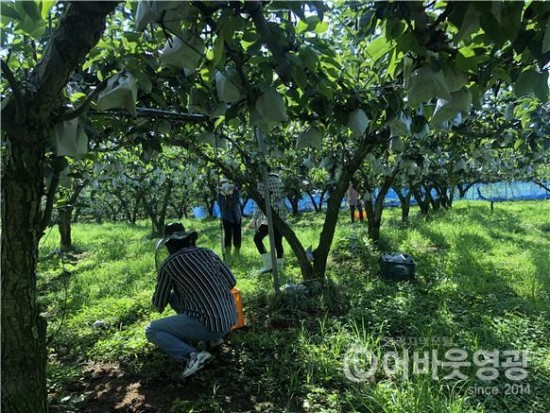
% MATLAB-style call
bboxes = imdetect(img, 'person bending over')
[146,222,237,378]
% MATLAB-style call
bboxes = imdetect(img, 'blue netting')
[192,181,549,218]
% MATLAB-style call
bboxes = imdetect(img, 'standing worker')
[146,222,237,378]
[347,183,365,223]
[248,172,287,273]
[218,178,243,255]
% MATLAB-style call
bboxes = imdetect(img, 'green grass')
[38,200,550,412]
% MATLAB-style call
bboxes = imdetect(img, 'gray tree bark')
[1,3,119,412]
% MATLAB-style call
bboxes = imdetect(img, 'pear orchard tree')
[2,1,549,412]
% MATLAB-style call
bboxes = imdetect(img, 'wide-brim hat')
[155,222,198,250]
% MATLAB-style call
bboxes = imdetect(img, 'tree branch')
[1,60,26,124]
[61,79,108,121]
[533,179,550,193]
[244,1,293,85]
[88,107,210,123]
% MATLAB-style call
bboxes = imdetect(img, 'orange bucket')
[231,287,246,330]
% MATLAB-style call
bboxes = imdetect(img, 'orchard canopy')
[1,1,549,412]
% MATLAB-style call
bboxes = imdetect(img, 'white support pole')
[255,127,280,293]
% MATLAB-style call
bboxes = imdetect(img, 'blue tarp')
[193,181,549,219]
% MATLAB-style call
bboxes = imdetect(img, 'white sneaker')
[182,351,212,378]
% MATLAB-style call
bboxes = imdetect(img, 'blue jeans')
[145,293,225,362]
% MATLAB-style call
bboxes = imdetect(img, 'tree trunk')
[367,214,382,242]
[434,185,450,209]
[310,140,376,278]
[158,179,173,231]
[94,210,103,224]
[411,184,431,216]
[131,192,143,224]
[395,189,411,222]
[58,183,86,251]
[39,166,60,235]
[306,191,320,212]
[289,196,299,216]
[319,188,328,213]
[58,206,73,252]
[145,203,161,235]
[73,207,81,223]
[1,141,48,413]
[2,2,118,405]
[364,176,395,243]
[457,182,476,199]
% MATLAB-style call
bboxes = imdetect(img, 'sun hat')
[155,222,198,250]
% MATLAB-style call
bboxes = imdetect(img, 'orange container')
[231,287,246,330]
[354,210,367,220]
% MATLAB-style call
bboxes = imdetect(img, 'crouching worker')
[146,222,237,378]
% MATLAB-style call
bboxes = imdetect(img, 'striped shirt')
[153,247,237,332]
[253,173,287,226]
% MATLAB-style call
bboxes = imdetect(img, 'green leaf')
[299,46,318,71]
[456,49,478,74]
[316,79,334,100]
[407,66,450,107]
[40,0,56,19]
[218,14,244,39]
[365,35,392,63]
[296,19,308,34]
[454,4,481,42]
[313,20,329,34]
[291,64,308,88]
[432,70,451,100]
[22,1,42,24]
[2,3,22,20]
[389,136,404,152]
[135,72,152,94]
[490,2,502,24]
[69,92,86,104]
[534,71,549,101]
[407,66,434,107]
[402,56,413,88]
[296,125,323,150]
[504,103,515,121]
[443,65,469,92]
[387,49,402,80]
[212,35,224,68]
[480,11,505,44]
[513,69,538,97]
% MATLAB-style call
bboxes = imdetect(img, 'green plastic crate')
[380,253,416,281]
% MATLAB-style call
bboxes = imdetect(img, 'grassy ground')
[38,200,549,413]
